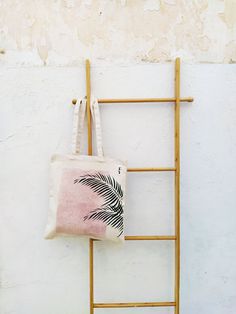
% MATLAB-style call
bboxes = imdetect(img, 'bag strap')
[72,98,86,154]
[90,96,104,158]
[72,96,104,157]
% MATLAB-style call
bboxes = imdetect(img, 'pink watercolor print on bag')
[56,168,124,239]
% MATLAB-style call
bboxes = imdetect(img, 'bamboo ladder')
[72,58,193,314]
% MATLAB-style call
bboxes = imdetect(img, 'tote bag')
[44,97,127,242]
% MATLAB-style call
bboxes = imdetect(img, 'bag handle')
[90,96,104,158]
[72,98,86,154]
[72,96,104,157]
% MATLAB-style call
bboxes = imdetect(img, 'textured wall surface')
[1,63,236,314]
[1,1,236,313]
[0,0,236,65]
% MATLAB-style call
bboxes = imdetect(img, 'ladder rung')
[125,235,176,240]
[72,97,193,105]
[94,301,176,308]
[128,167,176,172]
[92,235,176,241]
[98,97,193,103]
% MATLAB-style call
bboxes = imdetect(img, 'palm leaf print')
[74,173,124,236]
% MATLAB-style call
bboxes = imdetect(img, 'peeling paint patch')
[0,0,235,65]
[163,0,176,5]
[198,36,211,51]
[224,40,236,63]
[143,0,160,11]
[219,0,236,29]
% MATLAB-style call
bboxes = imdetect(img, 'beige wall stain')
[0,0,235,65]
[219,0,236,29]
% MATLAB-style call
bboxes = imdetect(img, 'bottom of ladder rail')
[93,301,176,308]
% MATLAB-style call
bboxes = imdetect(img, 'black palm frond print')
[74,173,124,236]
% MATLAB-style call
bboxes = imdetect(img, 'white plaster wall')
[0,0,236,65]
[0,63,236,314]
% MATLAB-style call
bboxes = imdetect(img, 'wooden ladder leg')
[85,59,94,314]
[174,57,181,314]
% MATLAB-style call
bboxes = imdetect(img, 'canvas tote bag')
[45,97,127,242]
